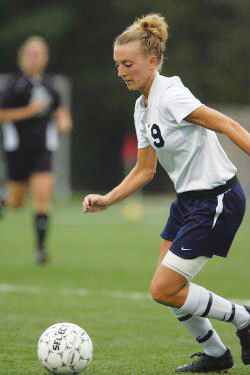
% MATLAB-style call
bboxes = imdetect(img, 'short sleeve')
[134,102,150,149]
[134,124,150,149]
[0,77,18,108]
[160,85,203,124]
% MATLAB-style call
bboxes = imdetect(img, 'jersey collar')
[140,72,161,109]
[148,72,161,105]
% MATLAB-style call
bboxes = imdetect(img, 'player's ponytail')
[114,13,168,71]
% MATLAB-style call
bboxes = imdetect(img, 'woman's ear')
[149,55,158,69]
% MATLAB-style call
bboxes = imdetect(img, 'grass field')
[0,194,250,375]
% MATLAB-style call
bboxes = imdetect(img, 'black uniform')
[1,72,61,181]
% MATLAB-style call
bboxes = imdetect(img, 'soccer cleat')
[175,348,233,373]
[35,248,48,264]
[236,306,250,365]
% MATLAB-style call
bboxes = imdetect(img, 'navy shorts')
[4,148,53,181]
[161,178,246,259]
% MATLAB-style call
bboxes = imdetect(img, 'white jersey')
[134,73,237,193]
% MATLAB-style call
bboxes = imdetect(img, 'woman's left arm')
[185,105,250,156]
[53,106,73,133]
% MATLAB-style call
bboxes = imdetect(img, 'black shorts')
[4,148,53,181]
[161,177,246,259]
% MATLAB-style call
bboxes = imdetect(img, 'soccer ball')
[37,322,93,374]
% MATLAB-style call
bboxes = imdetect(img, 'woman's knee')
[150,282,162,303]
[5,182,27,209]
[6,196,24,209]
[150,265,189,306]
[150,279,189,307]
[150,279,172,305]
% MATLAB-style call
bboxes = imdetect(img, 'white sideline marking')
[0,283,41,294]
[105,290,149,300]
[61,287,89,297]
[0,283,249,304]
[0,283,150,301]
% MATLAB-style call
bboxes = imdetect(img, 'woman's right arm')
[83,145,157,213]
[0,100,46,123]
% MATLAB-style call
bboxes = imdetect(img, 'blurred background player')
[0,35,73,263]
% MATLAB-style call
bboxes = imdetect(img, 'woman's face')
[19,40,48,76]
[114,41,156,93]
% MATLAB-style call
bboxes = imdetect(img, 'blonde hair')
[18,35,49,64]
[114,13,168,70]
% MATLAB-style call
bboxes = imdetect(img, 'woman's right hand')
[83,194,110,213]
[29,99,47,115]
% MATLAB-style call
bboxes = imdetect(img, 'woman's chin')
[126,83,138,91]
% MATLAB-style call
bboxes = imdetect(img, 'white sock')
[180,283,250,330]
[233,305,250,329]
[172,308,227,357]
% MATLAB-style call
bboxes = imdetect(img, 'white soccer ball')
[37,322,93,374]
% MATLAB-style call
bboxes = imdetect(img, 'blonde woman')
[83,14,250,372]
[1,36,72,263]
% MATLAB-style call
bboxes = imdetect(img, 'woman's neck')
[22,70,43,80]
[142,71,157,107]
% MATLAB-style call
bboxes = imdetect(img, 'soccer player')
[83,14,250,372]
[0,35,72,263]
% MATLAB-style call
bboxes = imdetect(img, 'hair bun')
[138,14,168,44]
[114,13,168,71]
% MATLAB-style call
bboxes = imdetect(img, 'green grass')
[0,195,250,374]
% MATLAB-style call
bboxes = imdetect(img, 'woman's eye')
[125,64,132,68]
